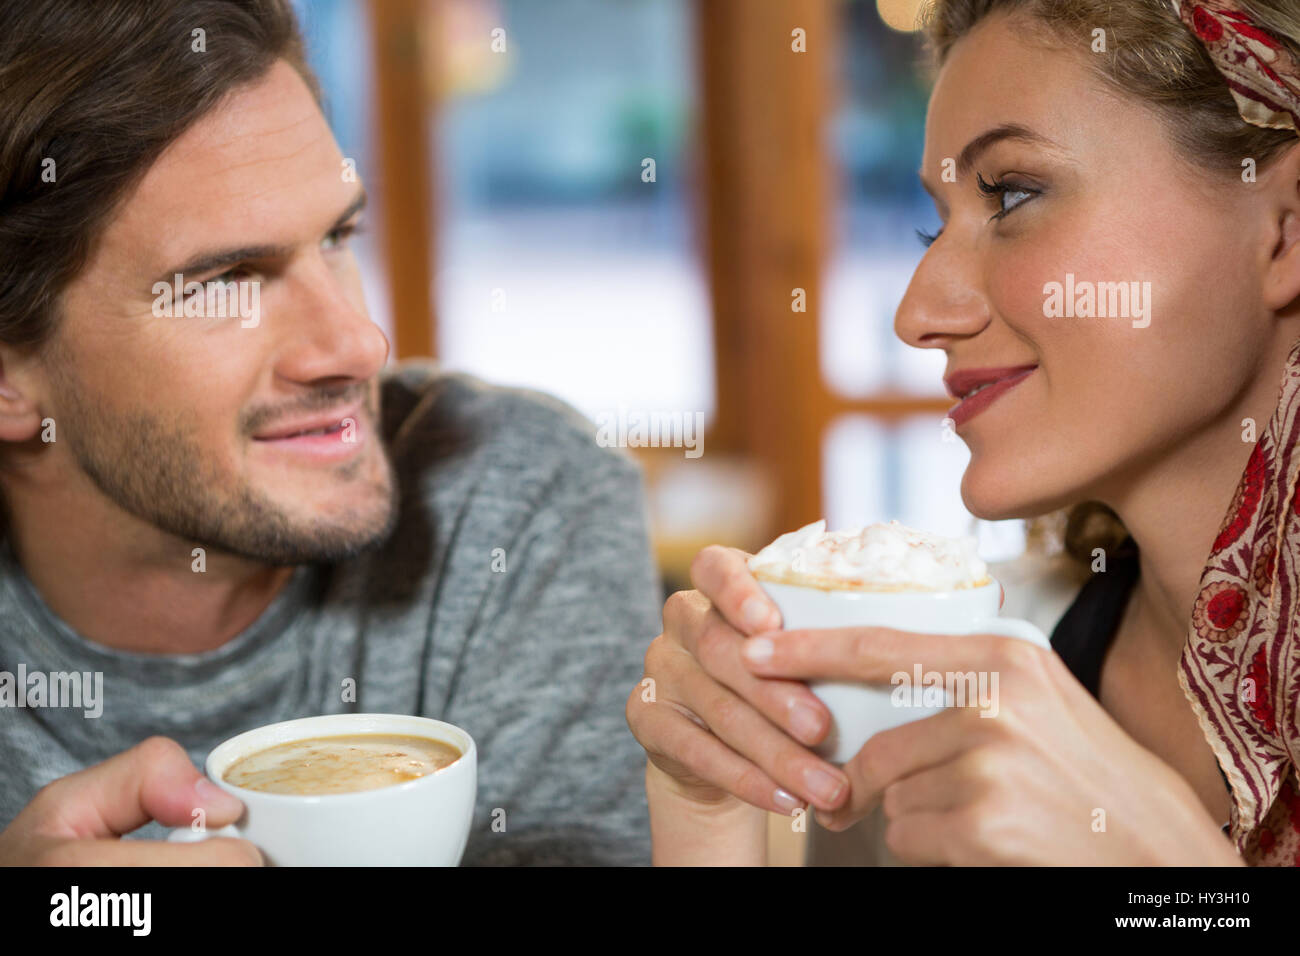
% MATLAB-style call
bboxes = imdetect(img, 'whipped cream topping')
[748,519,989,591]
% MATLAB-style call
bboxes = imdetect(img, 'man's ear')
[1263,142,1300,313]
[0,350,46,444]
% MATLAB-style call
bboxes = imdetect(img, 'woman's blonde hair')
[921,0,1300,564]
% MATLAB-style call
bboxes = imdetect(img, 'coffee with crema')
[223,733,461,795]
[748,519,990,592]
[750,519,1046,765]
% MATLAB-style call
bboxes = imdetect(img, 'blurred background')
[291,0,1030,868]
[292,0,1026,606]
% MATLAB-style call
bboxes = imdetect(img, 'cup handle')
[969,616,1051,649]
[167,823,241,844]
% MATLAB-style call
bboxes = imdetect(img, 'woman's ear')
[1263,142,1300,312]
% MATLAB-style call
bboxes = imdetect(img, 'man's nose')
[272,260,391,385]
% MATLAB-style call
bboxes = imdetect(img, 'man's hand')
[0,736,263,866]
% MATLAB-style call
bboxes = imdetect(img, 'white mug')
[758,579,1049,764]
[168,713,476,866]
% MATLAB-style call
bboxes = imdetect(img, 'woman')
[627,0,1300,865]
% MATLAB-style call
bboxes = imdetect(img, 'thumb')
[32,736,245,839]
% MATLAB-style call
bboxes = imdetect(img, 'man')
[0,0,658,865]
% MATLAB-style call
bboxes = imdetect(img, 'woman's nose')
[894,245,992,350]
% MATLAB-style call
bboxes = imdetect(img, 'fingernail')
[789,703,822,744]
[773,789,803,814]
[194,776,243,815]
[803,766,846,806]
[743,637,773,664]
[741,596,776,632]
[814,808,834,829]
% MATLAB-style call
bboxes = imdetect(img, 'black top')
[1048,536,1232,829]
[1048,536,1141,697]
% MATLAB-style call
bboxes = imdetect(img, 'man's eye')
[185,267,248,295]
[322,223,361,251]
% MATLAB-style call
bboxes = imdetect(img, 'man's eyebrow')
[151,188,368,286]
[917,124,1060,197]
[330,188,367,232]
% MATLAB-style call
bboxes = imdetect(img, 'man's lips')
[944,365,1038,427]
[250,403,368,461]
[251,403,364,441]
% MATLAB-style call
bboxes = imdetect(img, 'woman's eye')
[916,226,941,249]
[976,172,1039,221]
[998,186,1033,215]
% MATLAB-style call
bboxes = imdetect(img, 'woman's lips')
[947,367,1037,427]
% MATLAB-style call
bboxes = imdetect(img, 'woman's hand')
[740,626,1242,865]
[626,546,852,820]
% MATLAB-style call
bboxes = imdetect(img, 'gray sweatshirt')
[0,361,660,865]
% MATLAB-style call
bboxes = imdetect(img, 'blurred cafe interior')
[297,0,1028,862]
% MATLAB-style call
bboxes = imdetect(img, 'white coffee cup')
[758,578,1049,764]
[168,713,476,866]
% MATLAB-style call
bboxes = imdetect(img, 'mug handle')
[968,616,1051,649]
[167,823,241,844]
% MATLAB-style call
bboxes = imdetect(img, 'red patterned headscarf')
[1169,1,1300,865]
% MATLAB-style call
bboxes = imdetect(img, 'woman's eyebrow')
[918,123,1063,195]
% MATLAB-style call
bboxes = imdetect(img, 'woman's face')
[895,12,1292,520]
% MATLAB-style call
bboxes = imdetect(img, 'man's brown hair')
[0,0,320,351]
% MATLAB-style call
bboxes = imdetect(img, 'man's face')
[43,60,395,565]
